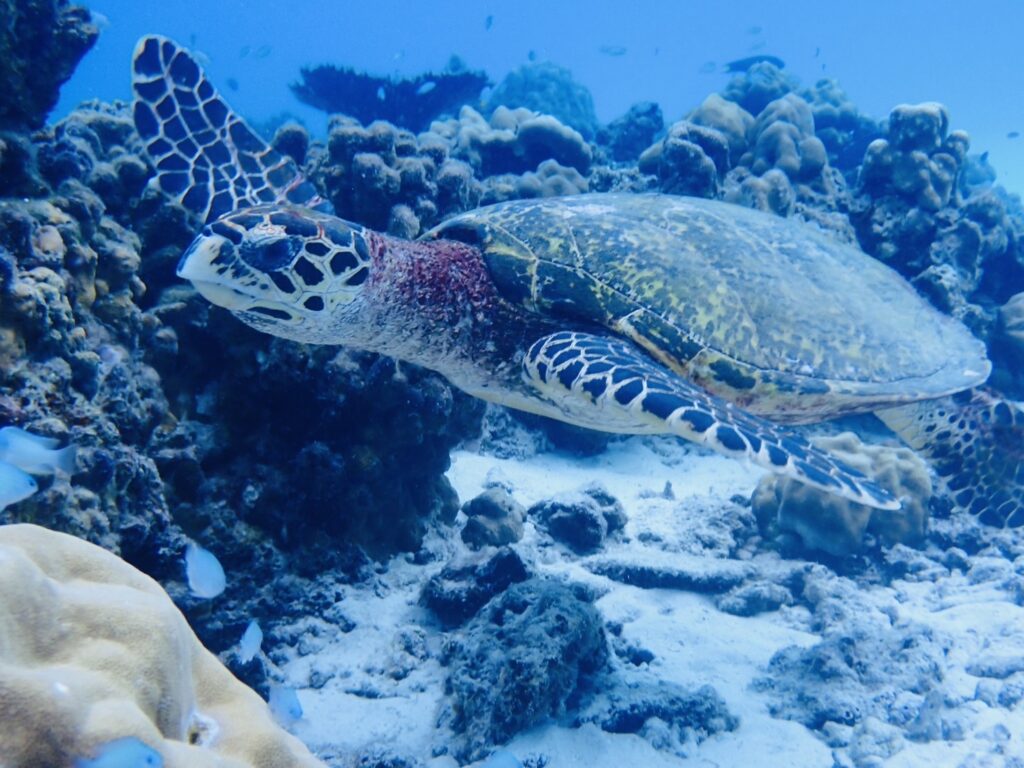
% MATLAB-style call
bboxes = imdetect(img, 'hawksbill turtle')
[131,36,1023,526]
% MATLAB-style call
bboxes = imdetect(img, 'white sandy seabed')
[274,436,1024,768]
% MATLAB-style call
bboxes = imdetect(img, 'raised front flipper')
[524,331,899,510]
[878,391,1024,527]
[131,35,323,224]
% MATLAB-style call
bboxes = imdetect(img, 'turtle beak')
[177,234,257,311]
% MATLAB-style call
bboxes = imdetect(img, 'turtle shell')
[425,193,990,421]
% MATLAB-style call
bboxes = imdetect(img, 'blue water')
[62,0,1024,194]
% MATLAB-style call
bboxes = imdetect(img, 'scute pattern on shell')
[431,193,990,420]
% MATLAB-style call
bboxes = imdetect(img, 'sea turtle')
[131,36,1023,525]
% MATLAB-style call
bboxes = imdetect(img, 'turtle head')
[177,205,373,342]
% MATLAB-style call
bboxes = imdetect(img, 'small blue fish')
[377,86,386,100]
[416,81,436,96]
[238,619,263,663]
[184,542,226,598]
[0,460,37,511]
[268,683,302,726]
[0,426,76,475]
[74,737,163,768]
[480,750,522,768]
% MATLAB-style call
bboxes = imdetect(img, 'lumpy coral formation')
[0,523,322,768]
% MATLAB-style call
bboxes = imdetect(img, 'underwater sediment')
[1,4,1024,767]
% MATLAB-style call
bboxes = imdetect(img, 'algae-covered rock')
[442,579,607,761]
[753,432,932,556]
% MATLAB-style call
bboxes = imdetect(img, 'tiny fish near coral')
[0,426,76,475]
[238,619,264,663]
[184,542,226,598]
[0,460,38,511]
[268,683,303,727]
[73,737,163,768]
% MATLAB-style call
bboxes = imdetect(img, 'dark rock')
[586,554,751,594]
[421,547,530,627]
[529,484,627,554]
[443,579,607,761]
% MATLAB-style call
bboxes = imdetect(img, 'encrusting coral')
[0,523,323,768]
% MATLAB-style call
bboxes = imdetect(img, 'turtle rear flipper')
[524,332,899,510]
[131,35,323,224]
[878,392,1024,527]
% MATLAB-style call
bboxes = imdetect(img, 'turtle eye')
[239,236,298,271]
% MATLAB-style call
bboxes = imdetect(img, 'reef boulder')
[0,0,98,131]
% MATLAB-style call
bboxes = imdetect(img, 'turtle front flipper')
[524,331,899,510]
[131,35,323,224]
[878,392,1024,527]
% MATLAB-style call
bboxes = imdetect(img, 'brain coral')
[0,523,322,768]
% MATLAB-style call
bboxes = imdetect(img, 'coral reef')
[753,432,932,556]
[428,105,592,177]
[688,93,753,166]
[597,101,664,163]
[720,60,799,116]
[800,79,882,172]
[0,524,322,768]
[745,94,828,181]
[638,121,729,198]
[0,0,98,130]
[850,102,1024,330]
[291,63,489,132]
[480,158,589,204]
[487,61,599,139]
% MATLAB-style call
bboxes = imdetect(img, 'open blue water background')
[60,0,1024,193]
